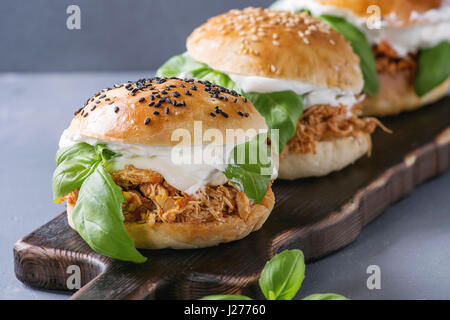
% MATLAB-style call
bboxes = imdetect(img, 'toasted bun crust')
[66,78,267,146]
[363,71,450,116]
[187,7,363,92]
[66,187,275,249]
[278,132,371,179]
[315,0,444,27]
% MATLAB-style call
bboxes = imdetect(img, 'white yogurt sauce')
[272,0,450,56]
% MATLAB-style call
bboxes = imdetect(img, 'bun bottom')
[363,71,450,116]
[278,132,371,179]
[66,187,275,249]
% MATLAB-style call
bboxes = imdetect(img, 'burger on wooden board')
[271,0,450,116]
[157,7,388,179]
[53,78,276,263]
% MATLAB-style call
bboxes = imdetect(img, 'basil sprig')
[318,15,379,97]
[157,54,305,153]
[200,249,348,300]
[52,143,147,263]
[414,41,450,97]
[243,91,303,153]
[156,52,237,91]
[225,134,274,204]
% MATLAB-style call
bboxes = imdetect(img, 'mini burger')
[271,0,450,116]
[53,78,276,263]
[157,8,385,179]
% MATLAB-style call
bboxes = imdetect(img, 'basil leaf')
[258,249,305,300]
[56,142,97,166]
[192,67,237,91]
[414,41,450,97]
[72,164,147,263]
[243,91,303,154]
[302,293,348,300]
[199,295,253,300]
[224,134,273,204]
[157,53,236,90]
[53,143,101,199]
[319,15,379,96]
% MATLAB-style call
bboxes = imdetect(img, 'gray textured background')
[0,0,273,72]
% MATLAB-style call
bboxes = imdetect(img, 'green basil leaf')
[72,164,147,263]
[56,142,97,166]
[157,52,236,90]
[199,295,253,300]
[191,67,237,91]
[242,91,303,154]
[259,249,305,300]
[319,15,379,96]
[53,143,100,199]
[414,41,450,97]
[302,293,348,300]
[224,134,273,204]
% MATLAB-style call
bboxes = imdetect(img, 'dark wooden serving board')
[14,97,450,300]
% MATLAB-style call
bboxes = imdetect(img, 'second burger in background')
[157,7,387,179]
[271,0,450,116]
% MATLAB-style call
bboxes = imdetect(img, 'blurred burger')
[271,0,450,116]
[53,78,275,263]
[157,8,386,179]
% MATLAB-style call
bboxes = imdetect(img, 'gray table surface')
[0,72,449,300]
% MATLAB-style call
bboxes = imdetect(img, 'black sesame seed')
[91,106,96,111]
[238,111,244,116]
[139,97,145,103]
[99,94,106,99]
[190,86,197,90]
[244,113,249,117]
[172,91,180,98]
[243,98,248,103]
[153,111,160,115]
[155,101,161,108]
[221,111,229,118]
[114,106,119,113]
[148,102,155,107]
[210,112,216,117]
[144,118,151,125]
[165,107,170,114]
[185,90,191,96]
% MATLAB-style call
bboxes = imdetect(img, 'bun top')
[314,0,445,27]
[66,78,267,146]
[187,7,363,92]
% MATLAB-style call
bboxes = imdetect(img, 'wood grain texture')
[14,97,450,300]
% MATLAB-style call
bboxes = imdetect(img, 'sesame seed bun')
[186,7,363,92]
[313,0,444,27]
[363,71,450,116]
[66,188,275,249]
[66,78,267,146]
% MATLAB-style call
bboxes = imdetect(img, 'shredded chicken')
[66,166,264,225]
[373,40,417,78]
[286,104,389,155]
